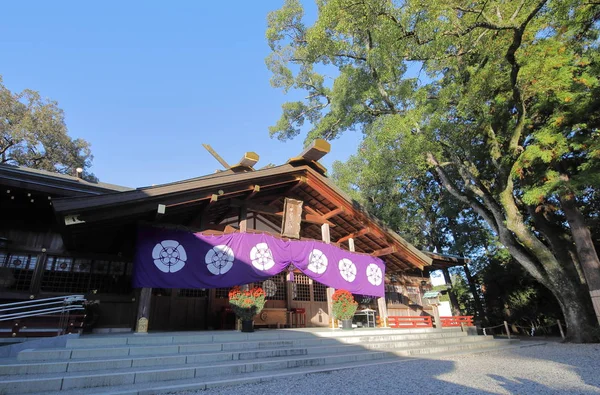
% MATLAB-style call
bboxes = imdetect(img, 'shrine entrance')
[149,288,208,331]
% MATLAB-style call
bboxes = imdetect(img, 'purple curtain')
[133,226,385,297]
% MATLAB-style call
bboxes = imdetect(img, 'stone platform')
[0,327,519,395]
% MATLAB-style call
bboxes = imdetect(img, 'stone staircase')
[0,327,519,395]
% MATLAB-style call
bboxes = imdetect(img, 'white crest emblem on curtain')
[205,245,235,275]
[338,258,357,282]
[308,249,328,274]
[152,240,187,273]
[250,243,275,271]
[366,263,383,286]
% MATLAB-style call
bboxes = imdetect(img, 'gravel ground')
[177,342,600,395]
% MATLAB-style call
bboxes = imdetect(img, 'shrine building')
[0,140,468,333]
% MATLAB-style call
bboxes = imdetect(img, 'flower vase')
[341,319,353,330]
[241,319,254,333]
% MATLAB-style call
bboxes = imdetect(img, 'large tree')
[0,76,96,180]
[266,0,600,341]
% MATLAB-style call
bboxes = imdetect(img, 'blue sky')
[0,1,362,187]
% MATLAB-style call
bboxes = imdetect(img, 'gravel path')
[177,342,600,395]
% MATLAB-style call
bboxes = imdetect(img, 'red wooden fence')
[440,316,474,327]
[387,316,433,328]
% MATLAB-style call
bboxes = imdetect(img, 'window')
[152,288,172,296]
[293,273,311,301]
[215,287,230,299]
[313,281,327,302]
[263,273,286,301]
[0,252,38,291]
[178,288,207,298]
[405,286,422,305]
[40,256,133,294]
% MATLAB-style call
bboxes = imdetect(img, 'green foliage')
[0,76,96,180]
[332,289,358,320]
[228,286,266,321]
[431,285,450,302]
[267,0,600,340]
[479,253,562,328]
[448,273,477,316]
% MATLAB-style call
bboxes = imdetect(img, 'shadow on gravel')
[487,374,599,395]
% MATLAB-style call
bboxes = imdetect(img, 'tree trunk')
[430,155,599,341]
[501,228,598,342]
[547,273,598,343]
[461,263,487,323]
[560,192,600,325]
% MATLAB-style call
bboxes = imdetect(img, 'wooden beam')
[231,199,277,214]
[202,144,230,169]
[212,207,236,225]
[188,195,219,228]
[336,228,371,243]
[304,206,344,227]
[266,178,305,206]
[245,185,260,200]
[322,207,343,220]
[230,199,335,227]
[371,246,397,257]
[304,206,322,217]
[231,152,259,169]
[289,139,331,162]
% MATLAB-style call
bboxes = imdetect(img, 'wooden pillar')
[322,223,335,327]
[442,268,461,316]
[326,287,335,328]
[462,263,486,322]
[377,297,388,328]
[135,287,152,333]
[286,271,294,327]
[239,205,247,232]
[321,223,330,244]
[432,304,441,330]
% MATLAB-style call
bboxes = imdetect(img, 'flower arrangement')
[332,289,358,320]
[228,285,266,321]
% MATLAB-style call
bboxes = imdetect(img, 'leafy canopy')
[0,76,96,180]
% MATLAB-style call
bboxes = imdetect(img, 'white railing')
[0,295,86,336]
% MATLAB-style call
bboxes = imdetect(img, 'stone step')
[6,339,521,395]
[0,349,391,394]
[0,335,486,375]
[64,327,463,348]
[16,330,468,361]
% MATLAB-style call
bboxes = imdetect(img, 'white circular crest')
[152,240,187,273]
[338,258,357,283]
[366,263,383,286]
[205,245,234,275]
[250,243,275,271]
[263,279,277,297]
[307,249,328,274]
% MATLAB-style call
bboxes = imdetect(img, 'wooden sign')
[136,317,148,333]
[281,198,303,239]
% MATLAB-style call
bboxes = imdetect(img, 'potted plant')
[332,289,358,330]
[228,285,266,332]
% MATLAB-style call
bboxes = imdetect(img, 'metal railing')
[0,295,86,336]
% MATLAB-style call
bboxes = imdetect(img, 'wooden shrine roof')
[423,252,470,271]
[0,164,132,196]
[51,158,432,273]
